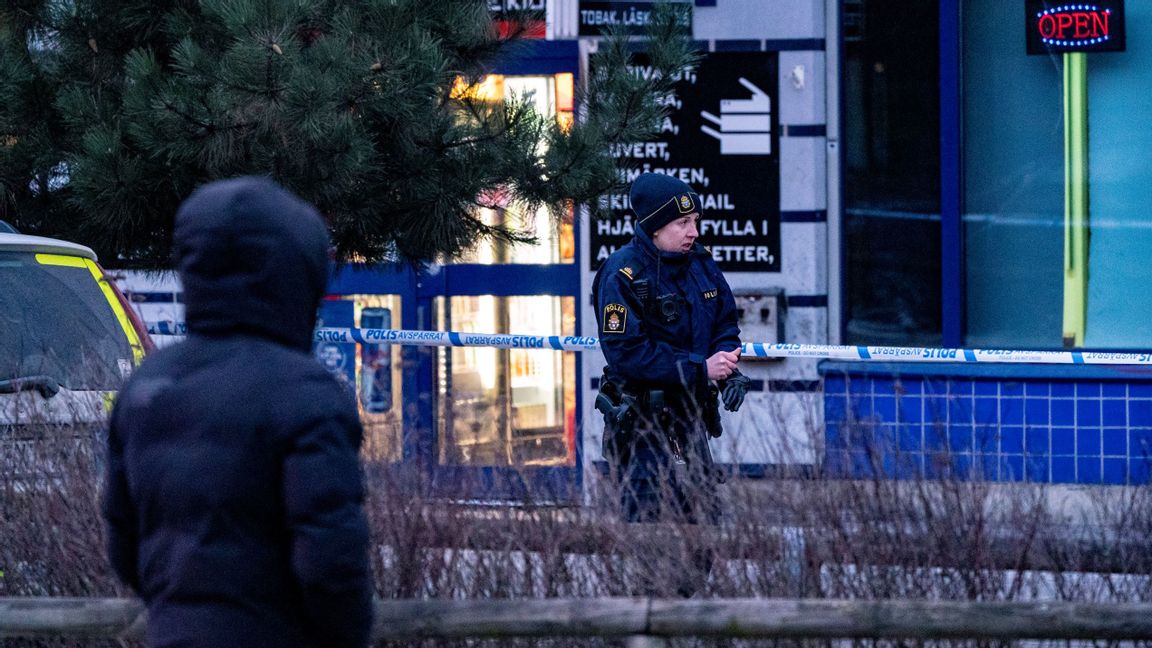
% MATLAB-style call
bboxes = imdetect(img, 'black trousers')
[611,403,721,525]
[608,405,721,597]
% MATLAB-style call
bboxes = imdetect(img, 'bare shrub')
[1,392,131,648]
[362,385,1152,646]
[6,379,1152,647]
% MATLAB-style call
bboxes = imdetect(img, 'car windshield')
[0,251,134,391]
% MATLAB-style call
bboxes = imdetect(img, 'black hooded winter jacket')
[102,177,374,648]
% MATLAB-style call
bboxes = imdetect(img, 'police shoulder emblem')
[619,266,634,280]
[603,303,627,334]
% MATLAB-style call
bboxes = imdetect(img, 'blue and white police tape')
[146,321,187,336]
[312,327,1152,366]
[147,322,1152,365]
[313,327,602,353]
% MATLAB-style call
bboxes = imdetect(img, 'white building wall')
[694,0,823,41]
[576,0,837,475]
[108,270,185,348]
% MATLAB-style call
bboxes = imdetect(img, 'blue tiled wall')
[819,362,1152,485]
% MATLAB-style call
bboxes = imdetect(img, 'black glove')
[719,369,751,412]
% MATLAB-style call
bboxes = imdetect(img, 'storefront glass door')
[436,295,577,468]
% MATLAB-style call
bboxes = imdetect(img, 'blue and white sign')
[359,307,393,413]
[314,300,356,389]
[590,51,781,273]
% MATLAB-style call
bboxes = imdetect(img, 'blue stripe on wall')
[768,380,822,393]
[785,124,826,137]
[780,210,827,223]
[713,39,761,52]
[764,38,825,51]
[787,295,828,308]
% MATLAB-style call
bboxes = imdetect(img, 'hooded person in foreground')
[102,177,374,648]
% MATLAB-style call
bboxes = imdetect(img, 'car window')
[0,251,138,391]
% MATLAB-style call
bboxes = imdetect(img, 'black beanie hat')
[629,172,701,236]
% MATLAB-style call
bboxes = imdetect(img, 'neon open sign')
[1026,0,1126,55]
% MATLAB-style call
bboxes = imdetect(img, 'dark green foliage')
[0,0,694,267]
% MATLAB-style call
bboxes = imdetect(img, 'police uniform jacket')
[596,226,741,397]
[102,178,373,648]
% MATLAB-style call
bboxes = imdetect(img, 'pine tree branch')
[0,0,694,266]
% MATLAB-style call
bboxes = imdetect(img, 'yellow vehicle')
[1,229,152,432]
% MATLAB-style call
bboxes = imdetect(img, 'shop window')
[328,294,404,463]
[435,295,577,467]
[1066,5,1152,346]
[453,74,576,265]
[964,1,1152,348]
[844,0,941,345]
[962,0,1063,347]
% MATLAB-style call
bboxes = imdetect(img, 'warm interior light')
[451,74,505,102]
[556,111,574,132]
[554,72,574,112]
[554,73,574,132]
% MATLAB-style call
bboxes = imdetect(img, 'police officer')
[595,172,751,531]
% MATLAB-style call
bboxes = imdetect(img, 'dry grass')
[4,386,1152,647]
